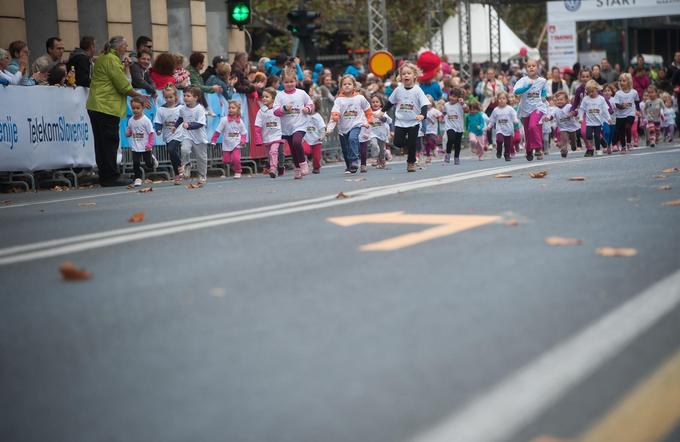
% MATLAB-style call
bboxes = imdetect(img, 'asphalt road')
[1,144,680,442]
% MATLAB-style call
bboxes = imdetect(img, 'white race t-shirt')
[273,88,313,136]
[425,108,443,135]
[611,89,639,119]
[254,106,283,144]
[443,101,464,132]
[178,104,208,144]
[127,115,154,152]
[360,112,392,142]
[487,105,518,137]
[303,113,326,145]
[154,105,182,143]
[330,94,371,135]
[214,116,247,152]
[579,95,612,126]
[388,85,430,128]
[552,104,580,132]
[661,107,676,128]
[643,98,663,123]
[513,76,548,117]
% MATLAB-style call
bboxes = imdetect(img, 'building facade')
[0,0,245,63]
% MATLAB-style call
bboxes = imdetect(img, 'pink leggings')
[522,110,544,152]
[222,149,241,173]
[266,141,284,170]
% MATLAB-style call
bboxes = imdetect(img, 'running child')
[602,84,616,154]
[661,93,676,143]
[254,87,285,178]
[176,86,208,185]
[508,93,522,157]
[211,100,248,179]
[466,101,486,160]
[542,95,556,154]
[642,85,663,147]
[551,90,580,157]
[423,95,444,163]
[273,68,315,179]
[154,84,183,184]
[611,73,639,152]
[382,62,430,172]
[512,58,549,161]
[360,94,392,169]
[125,96,155,187]
[442,87,465,164]
[327,74,372,174]
[303,97,326,174]
[486,91,519,161]
[578,80,612,157]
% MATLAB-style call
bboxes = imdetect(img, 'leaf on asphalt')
[662,198,680,207]
[185,183,202,189]
[138,187,153,193]
[1,200,13,206]
[495,173,512,178]
[78,202,97,208]
[658,185,672,191]
[530,171,548,179]
[59,261,92,281]
[595,246,638,257]
[661,167,679,173]
[336,192,350,199]
[51,185,68,192]
[209,287,226,298]
[505,219,519,226]
[653,174,666,179]
[545,236,583,246]
[128,211,145,223]
[569,176,586,181]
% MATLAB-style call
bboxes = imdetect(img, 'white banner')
[548,21,578,69]
[0,86,95,172]
[547,0,680,22]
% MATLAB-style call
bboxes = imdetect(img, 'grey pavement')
[1,145,680,442]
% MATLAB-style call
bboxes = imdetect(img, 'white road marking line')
[0,147,678,266]
[410,268,680,442]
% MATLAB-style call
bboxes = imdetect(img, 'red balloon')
[519,47,528,57]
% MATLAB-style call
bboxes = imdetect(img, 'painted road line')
[577,347,680,442]
[1,149,678,266]
[410,268,680,442]
[327,212,500,251]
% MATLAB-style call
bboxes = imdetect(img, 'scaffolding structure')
[367,0,388,53]
[457,0,472,83]
[426,0,445,55]
[488,2,501,67]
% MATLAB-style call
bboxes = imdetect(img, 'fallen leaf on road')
[209,288,226,297]
[495,174,512,178]
[138,187,153,193]
[336,192,350,199]
[661,167,679,173]
[1,200,13,206]
[78,202,97,208]
[545,236,582,246]
[59,261,92,281]
[505,219,519,226]
[653,174,666,179]
[658,185,672,191]
[185,183,202,189]
[530,171,548,179]
[128,211,145,223]
[596,247,637,257]
[569,176,586,181]
[51,185,68,192]
[662,199,680,207]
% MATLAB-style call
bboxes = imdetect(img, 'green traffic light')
[231,3,250,22]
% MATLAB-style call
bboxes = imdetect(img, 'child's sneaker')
[596,150,603,156]
[344,168,351,175]
[496,149,502,159]
[584,150,594,157]
[454,157,460,165]
[300,162,309,175]
[278,167,285,176]
[505,155,511,161]
[269,169,277,178]
[535,150,544,160]
[407,162,416,172]
[444,153,450,163]
[425,156,432,164]
[198,175,207,186]
[133,178,142,187]
[174,174,182,185]
[360,165,367,173]
[312,168,320,174]
[294,168,303,179]
[606,147,612,155]
[560,149,568,158]
[349,162,359,174]
[233,173,242,179]
[526,150,534,161]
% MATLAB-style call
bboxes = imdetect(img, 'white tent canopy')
[428,4,539,63]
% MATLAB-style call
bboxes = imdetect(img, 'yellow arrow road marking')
[327,212,500,251]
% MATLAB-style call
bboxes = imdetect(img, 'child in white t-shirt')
[154,84,183,184]
[661,93,676,143]
[486,92,519,161]
[578,80,612,156]
[125,96,155,187]
[424,95,443,163]
[176,86,209,185]
[254,87,285,178]
[360,94,392,169]
[303,97,326,174]
[211,100,248,179]
[442,87,465,164]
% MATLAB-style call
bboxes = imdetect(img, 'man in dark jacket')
[67,36,95,87]
[129,49,156,97]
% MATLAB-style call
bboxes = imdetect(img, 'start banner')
[0,86,95,172]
